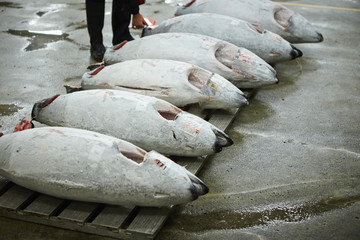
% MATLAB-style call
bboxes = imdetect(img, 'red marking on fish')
[48,128,66,136]
[141,60,156,68]
[185,0,196,8]
[103,91,115,102]
[114,40,128,51]
[91,66,105,76]
[268,34,282,43]
[41,95,60,108]
[181,122,200,134]
[99,83,110,87]
[238,54,251,64]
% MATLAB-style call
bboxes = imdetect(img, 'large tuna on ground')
[104,33,278,87]
[0,127,208,207]
[175,0,323,43]
[31,90,233,156]
[142,13,303,63]
[82,59,248,108]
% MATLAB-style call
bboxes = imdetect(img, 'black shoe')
[90,43,105,62]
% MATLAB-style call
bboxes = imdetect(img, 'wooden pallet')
[0,106,240,239]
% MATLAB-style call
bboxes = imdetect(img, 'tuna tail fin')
[87,62,105,71]
[14,119,34,132]
[64,84,82,94]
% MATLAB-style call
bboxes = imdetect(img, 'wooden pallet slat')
[91,205,135,229]
[126,207,173,237]
[0,185,36,210]
[23,194,66,217]
[57,201,101,223]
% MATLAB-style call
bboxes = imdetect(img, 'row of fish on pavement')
[0,0,323,207]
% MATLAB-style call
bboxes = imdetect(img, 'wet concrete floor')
[0,0,359,239]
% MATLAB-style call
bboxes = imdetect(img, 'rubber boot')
[112,0,134,45]
[86,0,106,61]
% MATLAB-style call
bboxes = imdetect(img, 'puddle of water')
[0,1,22,8]
[167,195,360,232]
[6,29,69,51]
[0,104,23,116]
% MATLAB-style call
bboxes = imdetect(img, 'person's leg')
[86,0,106,61]
[112,0,134,45]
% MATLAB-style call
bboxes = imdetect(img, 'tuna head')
[187,67,248,109]
[215,43,279,88]
[273,6,324,43]
[139,151,209,205]
[153,100,233,155]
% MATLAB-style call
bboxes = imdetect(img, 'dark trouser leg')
[86,0,106,61]
[112,0,134,45]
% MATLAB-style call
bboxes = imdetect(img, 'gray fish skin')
[82,59,248,109]
[104,33,279,88]
[175,0,323,43]
[31,90,233,157]
[142,13,302,63]
[0,127,208,207]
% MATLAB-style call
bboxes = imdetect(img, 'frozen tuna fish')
[0,127,208,207]
[31,90,233,156]
[175,0,323,43]
[81,59,248,108]
[142,13,303,63]
[104,33,278,87]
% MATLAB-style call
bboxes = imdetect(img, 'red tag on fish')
[138,0,145,5]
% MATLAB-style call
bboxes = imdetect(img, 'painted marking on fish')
[103,90,115,102]
[155,159,166,169]
[99,83,110,87]
[141,60,156,68]
[268,34,282,43]
[180,119,202,137]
